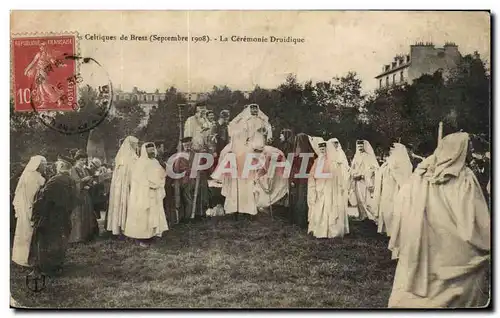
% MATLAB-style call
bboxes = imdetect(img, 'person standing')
[30,156,77,276]
[184,103,209,152]
[289,133,316,229]
[349,140,379,222]
[172,137,210,222]
[215,104,272,216]
[124,143,168,247]
[12,156,47,267]
[106,136,139,235]
[388,132,490,308]
[307,137,349,239]
[215,110,230,156]
[373,143,413,237]
[279,129,294,156]
[68,150,98,243]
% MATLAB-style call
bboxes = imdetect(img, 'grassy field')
[11,211,398,308]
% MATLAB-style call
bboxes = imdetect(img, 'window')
[393,74,396,84]
[151,95,155,101]
[143,95,147,101]
[379,79,383,88]
[392,62,396,68]
[400,71,404,82]
[386,76,389,86]
[406,55,410,63]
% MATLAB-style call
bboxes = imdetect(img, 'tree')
[142,87,187,156]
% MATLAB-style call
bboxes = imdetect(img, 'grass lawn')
[11,211,398,308]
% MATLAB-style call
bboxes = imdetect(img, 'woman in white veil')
[12,155,47,267]
[106,136,139,235]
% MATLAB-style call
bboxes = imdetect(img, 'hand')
[290,182,295,187]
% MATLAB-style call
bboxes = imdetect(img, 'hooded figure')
[106,136,139,235]
[12,155,47,267]
[388,132,490,308]
[213,104,275,216]
[373,143,413,236]
[329,138,349,168]
[123,143,168,241]
[307,137,349,238]
[227,104,273,152]
[349,140,379,221]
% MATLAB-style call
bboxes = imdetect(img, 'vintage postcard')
[10,10,491,309]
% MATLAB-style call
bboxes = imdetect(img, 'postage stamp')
[11,32,114,135]
[11,33,77,112]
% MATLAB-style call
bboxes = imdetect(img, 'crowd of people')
[11,101,491,308]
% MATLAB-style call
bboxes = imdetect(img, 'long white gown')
[388,133,490,308]
[214,104,284,215]
[349,140,379,221]
[12,156,46,267]
[373,143,413,236]
[307,137,349,239]
[123,144,168,239]
[107,136,138,235]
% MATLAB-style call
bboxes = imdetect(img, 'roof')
[375,62,411,79]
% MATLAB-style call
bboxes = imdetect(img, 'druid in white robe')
[388,132,490,308]
[228,104,273,150]
[373,143,413,236]
[106,136,139,235]
[307,137,349,239]
[123,143,168,239]
[215,104,274,215]
[349,140,379,221]
[12,155,46,267]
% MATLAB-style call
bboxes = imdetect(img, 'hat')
[74,150,88,161]
[220,110,230,118]
[144,142,155,149]
[181,137,193,143]
[57,155,74,166]
[90,157,102,168]
[318,142,327,148]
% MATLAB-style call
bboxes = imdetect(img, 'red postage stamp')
[11,34,77,112]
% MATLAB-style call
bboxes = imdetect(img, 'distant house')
[375,42,462,89]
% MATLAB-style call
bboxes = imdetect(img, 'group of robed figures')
[11,100,490,308]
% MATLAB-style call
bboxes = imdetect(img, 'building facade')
[113,88,252,126]
[375,42,462,89]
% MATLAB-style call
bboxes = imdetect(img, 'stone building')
[375,42,462,89]
[114,87,252,126]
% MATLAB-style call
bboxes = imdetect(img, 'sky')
[11,11,490,94]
